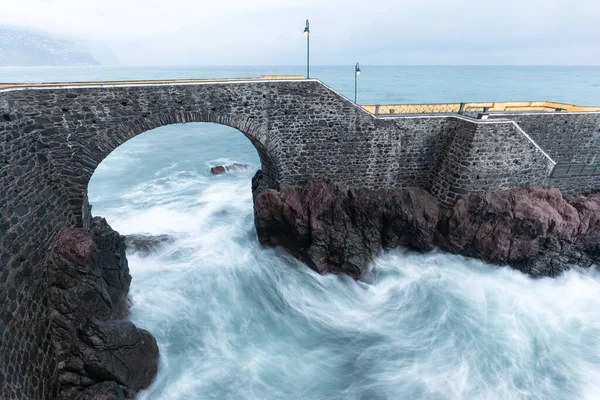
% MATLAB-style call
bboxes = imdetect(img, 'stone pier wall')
[431,120,556,206]
[489,112,600,196]
[491,112,600,164]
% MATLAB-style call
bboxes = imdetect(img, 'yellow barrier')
[363,101,600,115]
[363,104,461,114]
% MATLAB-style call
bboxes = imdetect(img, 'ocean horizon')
[2,65,600,105]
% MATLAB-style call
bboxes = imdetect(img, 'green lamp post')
[354,63,361,103]
[303,20,310,79]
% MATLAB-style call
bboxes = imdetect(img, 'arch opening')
[87,121,268,226]
[74,112,280,228]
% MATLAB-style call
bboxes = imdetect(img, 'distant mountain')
[0,28,101,66]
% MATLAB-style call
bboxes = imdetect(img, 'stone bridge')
[0,77,599,398]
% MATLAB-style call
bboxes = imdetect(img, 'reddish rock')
[438,187,598,276]
[56,228,96,263]
[254,178,439,277]
[252,171,600,278]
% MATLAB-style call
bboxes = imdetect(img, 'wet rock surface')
[124,233,174,257]
[253,173,439,278]
[47,217,158,399]
[253,172,600,278]
[74,381,127,400]
[439,187,600,276]
[210,163,250,174]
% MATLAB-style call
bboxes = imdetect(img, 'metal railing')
[363,103,462,115]
[551,163,600,178]
[363,101,600,116]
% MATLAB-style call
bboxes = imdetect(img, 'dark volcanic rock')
[211,163,250,174]
[78,319,158,392]
[211,165,227,174]
[47,217,159,399]
[124,233,174,257]
[74,381,126,400]
[254,177,439,277]
[252,172,600,278]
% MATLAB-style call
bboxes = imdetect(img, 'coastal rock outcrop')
[211,163,250,174]
[47,217,159,399]
[438,188,600,276]
[124,233,174,257]
[253,172,600,278]
[253,175,439,277]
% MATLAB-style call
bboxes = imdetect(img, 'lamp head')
[303,20,310,37]
[355,63,361,75]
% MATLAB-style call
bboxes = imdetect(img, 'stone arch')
[62,110,281,228]
[0,110,282,399]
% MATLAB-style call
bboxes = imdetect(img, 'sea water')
[3,66,600,399]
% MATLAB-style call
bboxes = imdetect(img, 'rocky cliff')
[252,171,600,278]
[46,217,158,399]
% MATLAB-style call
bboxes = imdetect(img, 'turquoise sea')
[3,66,600,399]
[2,65,600,105]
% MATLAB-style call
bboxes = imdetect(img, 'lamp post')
[354,63,361,103]
[303,20,310,79]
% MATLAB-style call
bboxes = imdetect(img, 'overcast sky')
[2,0,600,65]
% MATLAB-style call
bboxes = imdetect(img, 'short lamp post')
[303,20,310,79]
[354,63,361,103]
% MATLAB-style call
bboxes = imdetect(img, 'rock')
[211,163,250,174]
[55,227,96,263]
[252,171,600,278]
[48,217,159,399]
[570,193,600,258]
[124,233,174,257]
[78,319,159,392]
[439,188,600,276]
[74,381,126,400]
[254,176,439,277]
[211,166,226,174]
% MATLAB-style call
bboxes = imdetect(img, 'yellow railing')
[363,104,461,115]
[363,101,600,115]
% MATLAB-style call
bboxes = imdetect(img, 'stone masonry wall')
[0,79,598,398]
[0,107,76,399]
[429,119,555,206]
[490,112,600,164]
[429,118,477,206]
[549,175,600,197]
[489,112,600,196]
[466,122,555,189]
